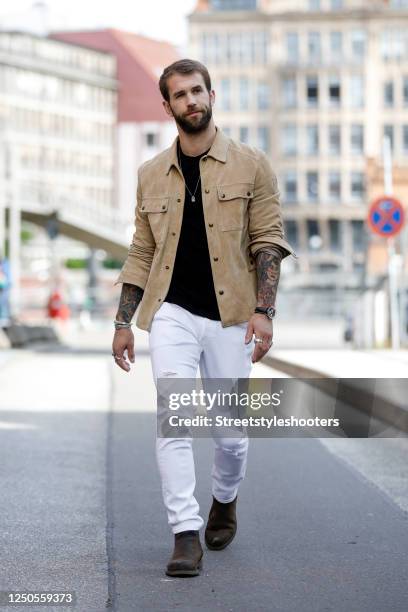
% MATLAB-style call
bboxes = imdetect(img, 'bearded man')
[112,59,296,577]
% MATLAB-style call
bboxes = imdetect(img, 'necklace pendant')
[191,196,196,202]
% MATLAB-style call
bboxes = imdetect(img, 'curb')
[264,355,408,435]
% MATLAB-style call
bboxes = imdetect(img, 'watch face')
[266,307,276,319]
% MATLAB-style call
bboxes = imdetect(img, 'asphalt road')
[0,324,407,612]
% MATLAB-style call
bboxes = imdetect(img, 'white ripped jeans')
[148,301,254,534]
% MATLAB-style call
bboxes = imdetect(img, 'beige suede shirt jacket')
[114,127,297,332]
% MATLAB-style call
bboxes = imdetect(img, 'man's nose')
[186,93,197,106]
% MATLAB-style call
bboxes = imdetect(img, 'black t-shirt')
[164,142,221,320]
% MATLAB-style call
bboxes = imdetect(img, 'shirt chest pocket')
[140,197,169,244]
[216,183,254,231]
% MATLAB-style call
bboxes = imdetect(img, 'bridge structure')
[0,176,133,319]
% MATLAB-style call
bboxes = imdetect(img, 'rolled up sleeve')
[114,170,156,289]
[248,152,298,260]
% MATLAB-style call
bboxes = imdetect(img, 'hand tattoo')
[116,283,144,324]
[255,247,284,308]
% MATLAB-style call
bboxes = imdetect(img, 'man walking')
[112,59,296,577]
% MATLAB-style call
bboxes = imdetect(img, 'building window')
[329,220,342,252]
[403,76,408,106]
[307,171,319,202]
[239,126,249,144]
[145,133,157,147]
[309,0,320,10]
[284,221,299,249]
[284,171,298,203]
[384,81,394,107]
[351,172,365,200]
[257,81,270,110]
[307,219,320,247]
[220,78,231,110]
[282,76,297,108]
[308,32,321,62]
[352,220,365,252]
[306,125,319,155]
[239,76,250,110]
[328,124,341,155]
[329,75,341,107]
[330,0,343,9]
[306,75,319,107]
[330,32,343,60]
[255,30,268,65]
[350,124,364,154]
[258,126,269,152]
[403,125,408,153]
[286,32,299,63]
[381,28,406,61]
[384,124,394,152]
[201,33,209,64]
[349,75,364,108]
[210,0,257,9]
[328,171,341,201]
[351,30,367,59]
[282,124,297,156]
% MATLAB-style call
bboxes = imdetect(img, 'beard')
[170,102,213,134]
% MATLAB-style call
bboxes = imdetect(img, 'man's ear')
[209,89,215,106]
[162,100,173,118]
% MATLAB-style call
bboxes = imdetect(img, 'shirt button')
[205,188,210,194]
[158,298,162,302]
[165,265,170,269]
[219,290,224,295]
[162,205,166,210]
[141,206,145,210]
[213,257,219,261]
[202,157,207,162]
[172,232,176,236]
[221,193,225,198]
[209,223,213,227]
[247,191,251,196]
[177,198,181,202]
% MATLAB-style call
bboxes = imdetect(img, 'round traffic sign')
[367,196,405,237]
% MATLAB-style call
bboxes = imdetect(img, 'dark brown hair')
[159,59,212,102]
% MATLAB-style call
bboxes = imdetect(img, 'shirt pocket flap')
[217,183,254,201]
[140,198,169,213]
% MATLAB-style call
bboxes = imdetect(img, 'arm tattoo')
[255,247,284,308]
[116,283,144,323]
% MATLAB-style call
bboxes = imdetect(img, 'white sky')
[0,0,197,49]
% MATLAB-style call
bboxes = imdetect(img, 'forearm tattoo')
[116,283,144,323]
[255,247,283,308]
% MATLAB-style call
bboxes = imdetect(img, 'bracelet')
[114,319,132,329]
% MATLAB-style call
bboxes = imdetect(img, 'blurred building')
[50,29,180,219]
[0,31,118,314]
[0,30,117,216]
[188,0,408,293]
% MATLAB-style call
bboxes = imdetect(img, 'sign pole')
[383,135,400,350]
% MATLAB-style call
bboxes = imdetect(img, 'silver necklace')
[177,146,201,203]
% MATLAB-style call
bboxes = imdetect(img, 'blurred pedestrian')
[0,250,11,324]
[111,59,296,577]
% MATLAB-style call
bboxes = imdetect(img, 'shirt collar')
[165,126,229,175]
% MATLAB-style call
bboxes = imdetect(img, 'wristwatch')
[254,306,276,320]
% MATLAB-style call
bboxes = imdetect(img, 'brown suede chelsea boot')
[165,530,203,577]
[205,495,237,551]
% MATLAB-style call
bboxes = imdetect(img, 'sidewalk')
[265,349,408,433]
